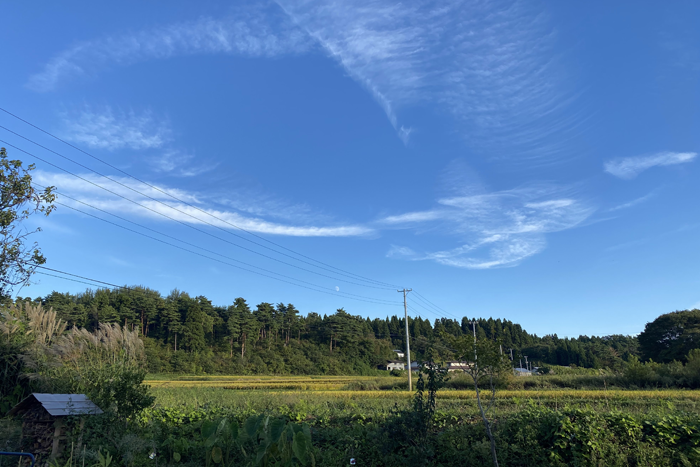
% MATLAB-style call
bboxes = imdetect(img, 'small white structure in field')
[445,361,472,372]
[384,360,405,371]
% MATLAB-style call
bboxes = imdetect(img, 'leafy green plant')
[202,417,239,466]
[450,336,511,467]
[242,414,315,467]
[196,414,315,467]
[93,450,113,467]
[0,146,56,297]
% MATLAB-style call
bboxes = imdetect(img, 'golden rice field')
[145,375,388,390]
[145,375,700,404]
[287,389,700,401]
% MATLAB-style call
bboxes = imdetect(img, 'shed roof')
[8,393,103,417]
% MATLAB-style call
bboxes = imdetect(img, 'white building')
[393,349,405,359]
[384,360,405,371]
[445,361,472,372]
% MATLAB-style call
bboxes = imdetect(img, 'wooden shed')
[7,393,103,461]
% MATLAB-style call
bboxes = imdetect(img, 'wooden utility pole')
[398,288,412,391]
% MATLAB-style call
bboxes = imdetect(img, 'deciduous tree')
[0,148,55,297]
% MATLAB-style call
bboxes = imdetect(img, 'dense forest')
[6,285,657,375]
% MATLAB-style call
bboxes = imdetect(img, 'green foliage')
[48,385,700,467]
[20,284,662,378]
[0,301,66,415]
[374,363,446,466]
[0,302,154,419]
[639,309,700,363]
[0,305,31,413]
[93,449,113,467]
[27,323,155,419]
[183,302,207,353]
[0,147,56,297]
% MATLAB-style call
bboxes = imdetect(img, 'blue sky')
[2,0,699,337]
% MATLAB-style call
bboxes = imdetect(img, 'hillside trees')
[183,302,207,352]
[638,309,700,363]
[8,284,677,374]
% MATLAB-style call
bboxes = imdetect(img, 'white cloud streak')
[151,150,214,177]
[36,171,371,237]
[382,182,594,269]
[278,0,575,155]
[27,7,313,92]
[608,192,654,212]
[604,151,697,179]
[31,1,576,156]
[59,106,170,151]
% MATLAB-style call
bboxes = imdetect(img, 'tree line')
[8,285,689,375]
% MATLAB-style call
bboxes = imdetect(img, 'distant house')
[393,349,405,359]
[514,368,533,376]
[383,360,405,371]
[445,361,472,372]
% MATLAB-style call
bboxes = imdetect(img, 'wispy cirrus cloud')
[59,105,215,177]
[151,150,214,178]
[32,1,577,155]
[27,6,312,92]
[36,171,371,237]
[279,0,576,155]
[608,192,655,212]
[382,179,594,269]
[604,151,697,179]
[59,106,170,151]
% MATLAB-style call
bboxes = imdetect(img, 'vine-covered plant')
[194,414,315,467]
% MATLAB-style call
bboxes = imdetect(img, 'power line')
[0,135,393,290]
[46,197,401,307]
[413,290,456,318]
[0,110,400,289]
[0,139,399,293]
[34,184,399,305]
[411,292,444,315]
[34,270,130,290]
[33,265,133,290]
[407,298,442,318]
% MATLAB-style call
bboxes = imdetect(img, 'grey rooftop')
[8,393,103,417]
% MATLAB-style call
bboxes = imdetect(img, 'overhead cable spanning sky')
[2,0,699,336]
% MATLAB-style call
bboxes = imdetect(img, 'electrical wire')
[407,299,440,318]
[0,116,460,314]
[413,290,455,318]
[0,139,400,294]
[47,198,401,306]
[0,110,401,289]
[33,265,133,290]
[34,271,128,290]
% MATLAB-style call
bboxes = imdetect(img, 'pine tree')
[182,303,206,352]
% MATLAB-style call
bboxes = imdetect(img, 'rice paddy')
[145,375,700,415]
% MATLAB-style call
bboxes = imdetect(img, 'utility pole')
[470,320,478,362]
[524,356,528,372]
[398,288,413,391]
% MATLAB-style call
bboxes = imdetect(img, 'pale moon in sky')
[335,286,340,292]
